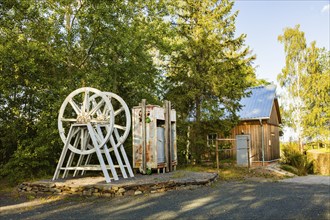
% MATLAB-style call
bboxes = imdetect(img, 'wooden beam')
[141,99,147,174]
[216,137,219,172]
[164,100,172,172]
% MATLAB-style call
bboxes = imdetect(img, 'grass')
[178,162,284,181]
[0,178,17,194]
[308,148,330,153]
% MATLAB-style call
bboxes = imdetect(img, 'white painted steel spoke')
[69,99,81,115]
[114,107,124,116]
[82,90,90,114]
[61,118,77,122]
[89,100,105,116]
[114,124,126,131]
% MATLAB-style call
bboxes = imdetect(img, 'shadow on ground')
[1,180,329,220]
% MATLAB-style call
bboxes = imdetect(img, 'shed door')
[236,135,250,166]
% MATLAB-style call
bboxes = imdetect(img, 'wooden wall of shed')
[229,120,280,162]
[266,101,281,160]
[216,101,281,162]
[269,102,280,125]
[230,121,262,161]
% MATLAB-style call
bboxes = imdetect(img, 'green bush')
[281,143,314,176]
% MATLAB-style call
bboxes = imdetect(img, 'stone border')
[18,172,218,197]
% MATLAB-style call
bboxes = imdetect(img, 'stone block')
[125,190,135,196]
[102,193,112,197]
[118,188,125,193]
[83,190,92,196]
[92,192,101,196]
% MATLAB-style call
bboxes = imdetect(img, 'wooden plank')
[216,138,219,171]
[216,138,236,141]
[141,99,147,174]
[164,100,172,172]
[168,101,172,172]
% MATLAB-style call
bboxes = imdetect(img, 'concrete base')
[17,171,218,197]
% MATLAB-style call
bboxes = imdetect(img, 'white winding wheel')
[58,87,114,155]
[53,87,134,183]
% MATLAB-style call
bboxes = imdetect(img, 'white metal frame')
[53,87,134,183]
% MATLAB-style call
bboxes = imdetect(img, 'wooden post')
[216,137,219,172]
[164,100,172,172]
[168,101,172,172]
[141,99,147,174]
[247,138,250,172]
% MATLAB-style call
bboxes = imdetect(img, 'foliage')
[307,149,330,175]
[0,0,257,183]
[164,0,256,163]
[278,25,306,150]
[0,0,168,183]
[278,25,330,148]
[302,46,330,143]
[280,143,313,176]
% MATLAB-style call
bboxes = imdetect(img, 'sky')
[232,0,330,141]
[233,0,330,84]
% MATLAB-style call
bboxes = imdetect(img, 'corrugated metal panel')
[238,84,276,120]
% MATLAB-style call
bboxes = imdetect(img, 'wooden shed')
[231,84,282,164]
[210,85,282,165]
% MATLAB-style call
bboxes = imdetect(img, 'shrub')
[281,143,314,176]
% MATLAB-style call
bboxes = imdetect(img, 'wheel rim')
[89,92,131,147]
[104,92,131,146]
[58,87,114,155]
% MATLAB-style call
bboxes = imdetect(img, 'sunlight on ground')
[0,196,61,214]
[240,196,255,201]
[181,196,214,212]
[146,211,178,219]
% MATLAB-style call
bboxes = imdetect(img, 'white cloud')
[321,4,330,13]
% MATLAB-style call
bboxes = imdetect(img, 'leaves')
[0,0,258,180]
[278,25,330,146]
[164,0,256,162]
[0,0,167,182]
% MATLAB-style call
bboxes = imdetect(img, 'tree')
[303,45,330,144]
[164,0,256,162]
[278,25,306,151]
[278,25,330,149]
[0,0,169,183]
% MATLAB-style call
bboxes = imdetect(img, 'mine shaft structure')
[53,87,134,183]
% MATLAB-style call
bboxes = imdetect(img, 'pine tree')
[165,0,255,162]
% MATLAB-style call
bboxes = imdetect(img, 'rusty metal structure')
[132,100,177,174]
[53,87,134,183]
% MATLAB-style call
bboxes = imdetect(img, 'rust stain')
[146,141,151,162]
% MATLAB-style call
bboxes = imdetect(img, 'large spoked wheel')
[90,92,131,147]
[104,92,131,146]
[58,87,114,155]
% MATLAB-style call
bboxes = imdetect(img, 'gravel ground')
[1,180,329,220]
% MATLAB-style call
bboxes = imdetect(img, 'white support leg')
[63,130,80,178]
[53,126,75,181]
[110,135,128,178]
[95,125,119,180]
[114,128,134,177]
[87,123,111,183]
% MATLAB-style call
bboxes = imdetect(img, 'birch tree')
[303,45,330,145]
[278,25,306,151]
[278,25,330,149]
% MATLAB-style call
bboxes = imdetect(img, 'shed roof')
[238,84,279,121]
